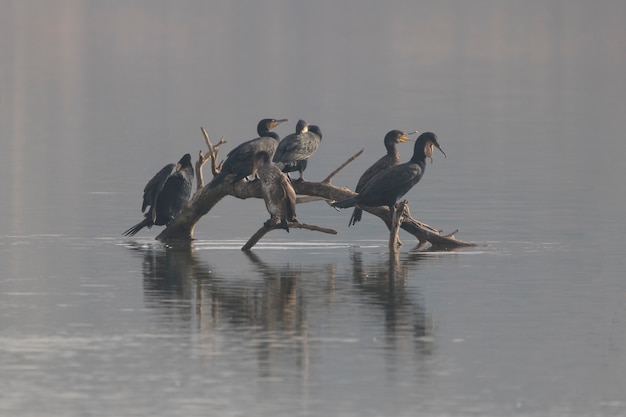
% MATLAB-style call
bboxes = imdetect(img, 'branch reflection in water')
[125,242,435,379]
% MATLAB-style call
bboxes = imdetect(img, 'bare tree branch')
[295,196,327,204]
[389,200,408,252]
[195,150,211,192]
[242,222,337,251]
[290,181,476,250]
[200,127,226,176]
[322,148,364,183]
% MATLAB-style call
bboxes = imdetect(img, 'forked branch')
[200,127,227,175]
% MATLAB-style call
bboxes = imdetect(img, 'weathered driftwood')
[156,129,476,250]
[286,180,475,250]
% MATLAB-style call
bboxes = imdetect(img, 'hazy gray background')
[1,1,625,416]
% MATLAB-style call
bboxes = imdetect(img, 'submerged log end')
[156,221,195,242]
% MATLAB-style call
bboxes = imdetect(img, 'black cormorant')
[252,151,298,232]
[123,153,194,236]
[348,130,417,226]
[207,118,288,189]
[272,119,322,180]
[333,132,445,218]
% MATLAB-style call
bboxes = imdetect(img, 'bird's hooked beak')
[429,141,447,163]
[271,119,288,129]
[434,142,446,158]
[424,140,447,164]
[399,130,419,142]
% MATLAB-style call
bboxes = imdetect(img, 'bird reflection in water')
[126,242,337,382]
[350,250,434,358]
[126,241,212,327]
[126,243,434,380]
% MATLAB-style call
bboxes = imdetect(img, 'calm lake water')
[2,1,626,416]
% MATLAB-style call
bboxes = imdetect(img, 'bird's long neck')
[409,152,428,176]
[385,142,399,159]
[410,154,427,171]
[260,131,280,140]
[410,139,428,167]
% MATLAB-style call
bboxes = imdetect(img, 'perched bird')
[208,118,288,189]
[123,154,194,236]
[333,132,445,218]
[252,151,298,232]
[273,119,322,180]
[348,130,417,226]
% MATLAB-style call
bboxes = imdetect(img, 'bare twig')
[242,222,337,251]
[200,127,227,176]
[288,222,336,234]
[195,150,211,191]
[322,148,364,183]
[195,128,227,192]
[295,196,327,204]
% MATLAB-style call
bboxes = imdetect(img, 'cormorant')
[272,119,322,180]
[348,130,417,226]
[123,154,194,236]
[333,132,445,218]
[252,151,298,232]
[207,118,288,189]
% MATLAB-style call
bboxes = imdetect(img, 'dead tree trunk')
[156,129,477,250]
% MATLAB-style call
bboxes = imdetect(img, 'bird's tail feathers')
[332,197,358,209]
[122,217,153,237]
[349,207,362,226]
